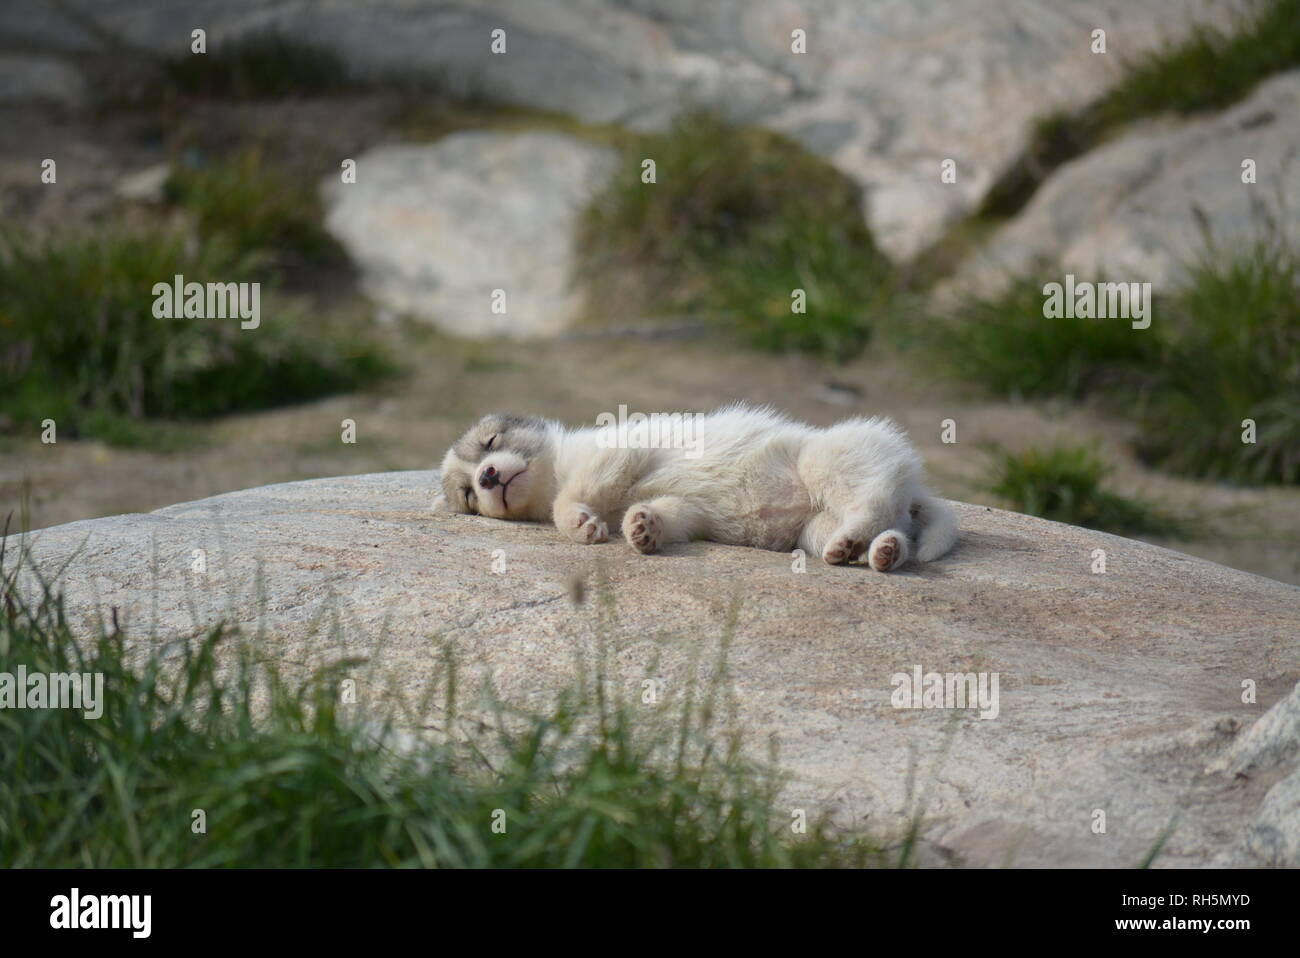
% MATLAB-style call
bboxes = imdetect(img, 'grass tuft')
[578,110,894,359]
[0,229,390,444]
[986,442,1178,536]
[164,148,347,269]
[917,275,1158,399]
[925,232,1300,485]
[163,32,352,100]
[1135,234,1300,484]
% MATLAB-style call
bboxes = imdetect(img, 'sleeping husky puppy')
[434,405,957,570]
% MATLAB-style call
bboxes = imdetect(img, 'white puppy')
[434,404,957,571]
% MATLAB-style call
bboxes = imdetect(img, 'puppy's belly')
[717,484,813,552]
[630,452,813,551]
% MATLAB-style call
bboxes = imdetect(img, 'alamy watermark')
[152,273,260,329]
[1043,274,1151,329]
[891,665,1000,720]
[50,888,151,938]
[595,404,704,459]
[0,667,104,719]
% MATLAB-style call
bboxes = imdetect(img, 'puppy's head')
[435,414,553,521]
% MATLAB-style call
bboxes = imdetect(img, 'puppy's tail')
[912,495,958,563]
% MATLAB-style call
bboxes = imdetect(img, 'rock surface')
[115,162,171,203]
[0,0,1252,261]
[944,70,1300,302]
[323,132,616,337]
[0,54,86,108]
[6,470,1300,867]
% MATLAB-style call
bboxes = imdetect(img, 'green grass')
[917,275,1159,400]
[705,216,897,357]
[986,442,1177,536]
[165,149,347,269]
[578,110,894,359]
[0,549,882,868]
[982,0,1300,216]
[92,32,356,113]
[163,32,352,100]
[0,229,391,445]
[1134,235,1300,484]
[925,232,1300,485]
[1089,0,1300,123]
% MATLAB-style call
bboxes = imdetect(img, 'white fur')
[435,404,958,570]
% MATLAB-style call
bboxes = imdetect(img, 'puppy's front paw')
[822,535,866,565]
[622,506,660,554]
[559,504,608,544]
[868,530,910,572]
[576,512,608,544]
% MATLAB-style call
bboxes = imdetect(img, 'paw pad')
[625,509,660,553]
[822,536,865,565]
[573,511,607,544]
[869,534,902,572]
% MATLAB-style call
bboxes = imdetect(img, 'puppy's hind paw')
[622,506,661,554]
[868,530,910,572]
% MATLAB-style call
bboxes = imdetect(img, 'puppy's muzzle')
[478,466,500,489]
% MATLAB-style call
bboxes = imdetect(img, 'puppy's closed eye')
[484,434,497,451]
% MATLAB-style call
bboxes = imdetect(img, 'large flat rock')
[6,471,1300,867]
[3,0,1250,261]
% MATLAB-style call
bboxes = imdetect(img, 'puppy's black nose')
[479,465,499,489]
